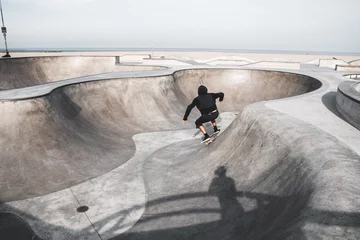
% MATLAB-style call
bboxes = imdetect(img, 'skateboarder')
[182,85,224,143]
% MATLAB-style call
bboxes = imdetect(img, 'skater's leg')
[199,125,210,142]
[211,120,217,127]
[196,116,210,142]
[199,125,207,135]
[210,112,220,133]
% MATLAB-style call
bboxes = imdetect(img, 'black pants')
[195,111,219,128]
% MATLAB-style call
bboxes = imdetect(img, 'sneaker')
[201,135,211,143]
[213,128,220,135]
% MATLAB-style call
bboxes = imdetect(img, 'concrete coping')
[338,81,360,104]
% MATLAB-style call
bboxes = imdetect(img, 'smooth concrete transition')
[336,81,360,130]
[0,56,167,90]
[0,57,360,240]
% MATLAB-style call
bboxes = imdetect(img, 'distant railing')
[344,74,360,80]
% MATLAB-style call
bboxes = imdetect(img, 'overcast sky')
[1,0,359,52]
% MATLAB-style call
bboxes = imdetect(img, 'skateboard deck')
[203,132,220,146]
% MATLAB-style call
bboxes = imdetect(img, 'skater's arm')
[211,92,224,101]
[183,99,196,121]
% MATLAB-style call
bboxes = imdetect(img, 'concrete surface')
[200,56,255,65]
[355,82,360,92]
[336,81,360,130]
[305,58,320,65]
[0,57,360,240]
[206,60,250,66]
[119,54,151,63]
[243,61,300,69]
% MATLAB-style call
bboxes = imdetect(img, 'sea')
[1,48,360,56]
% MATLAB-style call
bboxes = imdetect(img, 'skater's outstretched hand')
[182,120,187,124]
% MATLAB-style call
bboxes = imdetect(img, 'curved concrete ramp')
[113,104,360,240]
[0,56,166,90]
[1,67,360,240]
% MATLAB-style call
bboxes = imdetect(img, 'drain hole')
[77,206,89,213]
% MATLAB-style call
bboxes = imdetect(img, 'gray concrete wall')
[0,56,166,90]
[336,81,360,130]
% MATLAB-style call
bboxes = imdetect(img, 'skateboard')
[203,132,220,146]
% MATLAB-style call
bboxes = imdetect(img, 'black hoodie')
[183,85,224,121]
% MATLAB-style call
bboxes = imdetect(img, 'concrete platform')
[0,57,360,240]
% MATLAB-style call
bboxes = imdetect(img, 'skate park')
[0,55,359,239]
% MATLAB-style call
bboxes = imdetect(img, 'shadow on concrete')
[1,166,360,240]
[0,212,41,240]
[321,91,344,120]
[48,90,82,119]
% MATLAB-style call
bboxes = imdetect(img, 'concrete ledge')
[319,59,349,69]
[336,65,360,71]
[336,81,360,130]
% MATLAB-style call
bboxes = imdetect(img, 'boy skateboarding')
[182,85,224,143]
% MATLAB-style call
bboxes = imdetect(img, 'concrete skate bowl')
[4,69,360,239]
[0,69,321,203]
[336,81,360,130]
[0,56,167,90]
